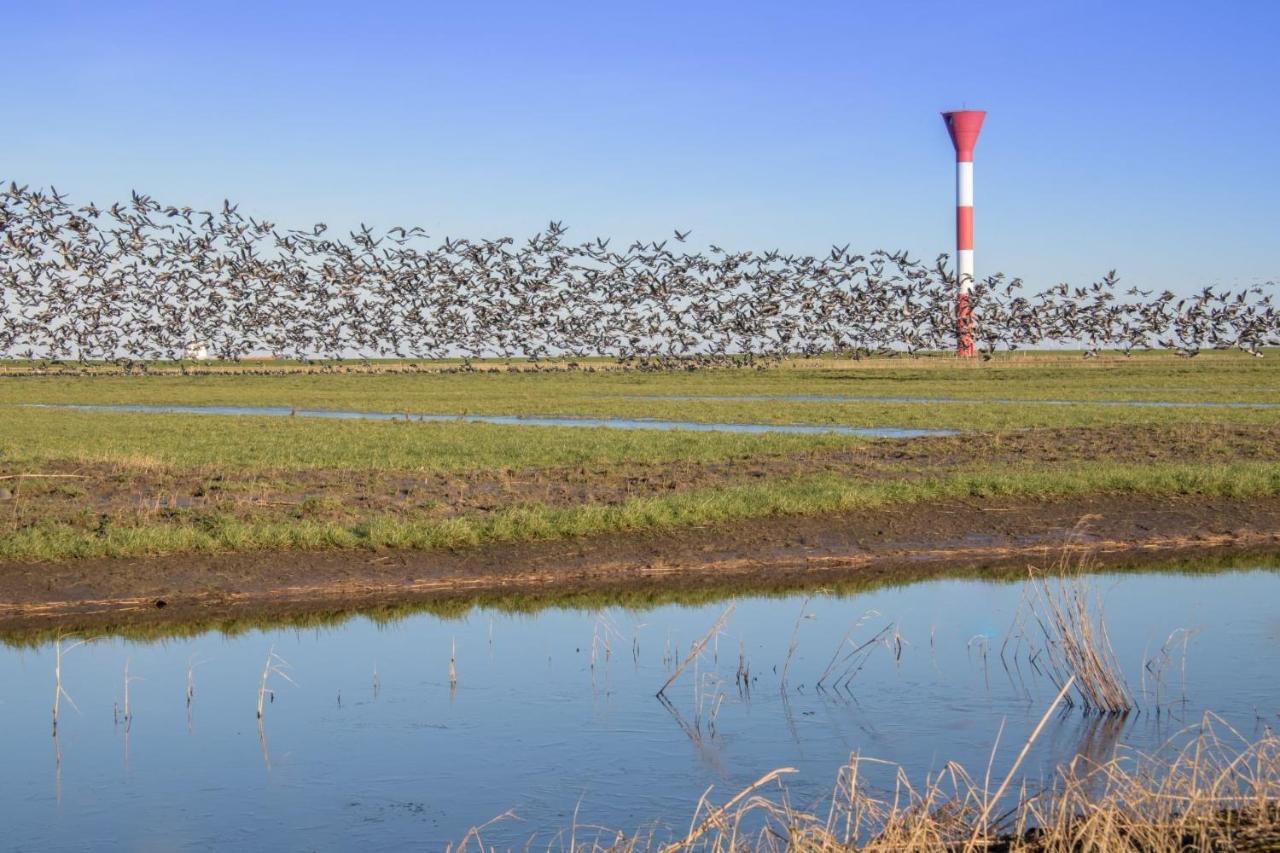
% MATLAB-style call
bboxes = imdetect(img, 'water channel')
[22,404,956,439]
[1,564,1276,849]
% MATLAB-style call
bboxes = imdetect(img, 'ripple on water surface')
[0,566,1277,849]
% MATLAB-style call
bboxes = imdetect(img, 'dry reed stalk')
[50,636,95,736]
[656,604,734,698]
[779,596,813,695]
[815,609,879,689]
[446,809,520,852]
[657,767,797,852]
[1144,626,1199,713]
[255,646,296,719]
[1022,555,1134,714]
[590,621,599,672]
[121,658,141,728]
[590,612,623,673]
[185,655,206,733]
[817,621,894,693]
[691,671,728,737]
[735,639,751,696]
[256,718,271,770]
[450,708,1279,850]
[965,675,1075,849]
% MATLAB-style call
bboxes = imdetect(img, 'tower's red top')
[942,110,986,162]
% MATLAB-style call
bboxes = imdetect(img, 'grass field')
[2,352,1278,562]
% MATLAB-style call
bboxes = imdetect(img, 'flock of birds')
[1,182,1276,366]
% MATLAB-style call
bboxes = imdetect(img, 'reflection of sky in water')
[1,569,1277,849]
[22,404,955,439]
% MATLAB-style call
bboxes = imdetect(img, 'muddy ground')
[5,424,1278,529]
[2,493,1278,637]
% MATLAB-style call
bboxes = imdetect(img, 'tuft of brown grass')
[449,715,1280,851]
[1017,554,1135,715]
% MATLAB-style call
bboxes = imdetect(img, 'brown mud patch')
[1,493,1277,637]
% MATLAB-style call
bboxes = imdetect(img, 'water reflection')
[0,565,1277,849]
[24,403,956,438]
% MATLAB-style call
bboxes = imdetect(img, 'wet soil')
[5,424,1277,530]
[2,493,1277,636]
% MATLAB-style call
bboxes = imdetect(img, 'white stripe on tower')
[955,152,975,294]
[956,161,973,208]
[958,249,974,294]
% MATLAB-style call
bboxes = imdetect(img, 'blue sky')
[5,1,1277,295]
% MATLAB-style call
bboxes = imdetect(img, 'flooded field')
[631,393,1280,410]
[1,564,1277,850]
[23,404,956,438]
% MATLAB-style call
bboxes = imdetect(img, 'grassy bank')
[2,354,1278,564]
[5,461,1278,562]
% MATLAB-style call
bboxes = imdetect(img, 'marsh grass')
[3,357,1278,566]
[1020,557,1135,715]
[4,461,1278,562]
[450,552,1270,849]
[0,406,863,474]
[815,614,893,694]
[2,357,1280,476]
[4,354,1278,410]
[449,716,1280,851]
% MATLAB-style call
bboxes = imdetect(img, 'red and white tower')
[941,110,986,357]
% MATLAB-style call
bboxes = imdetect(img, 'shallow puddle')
[1,565,1277,849]
[23,403,956,438]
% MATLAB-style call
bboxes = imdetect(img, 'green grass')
[1,353,1278,475]
[5,461,1278,562]
[3,354,1278,437]
[0,407,862,472]
[2,354,1278,563]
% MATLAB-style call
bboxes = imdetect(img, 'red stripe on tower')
[956,206,974,251]
[941,110,986,357]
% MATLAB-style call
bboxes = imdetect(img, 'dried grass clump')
[449,717,1279,852]
[1012,554,1135,715]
